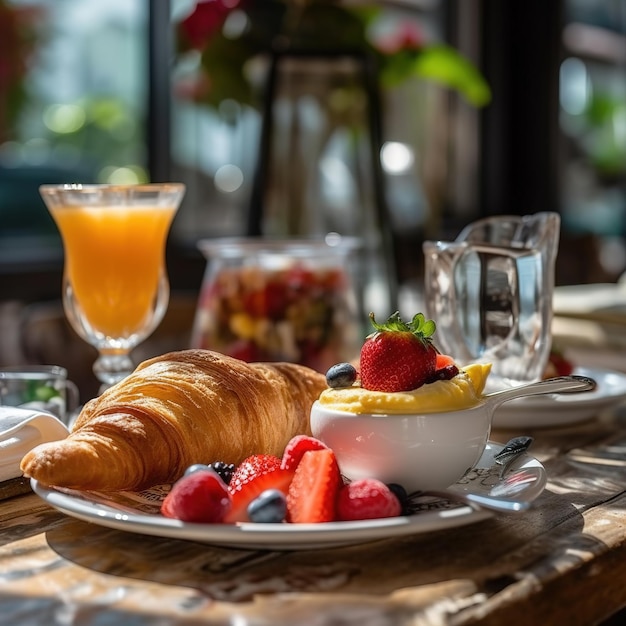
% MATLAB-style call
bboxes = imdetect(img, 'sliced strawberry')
[225,467,295,523]
[161,469,231,523]
[281,435,328,470]
[286,448,342,523]
[228,454,281,492]
[435,353,455,369]
[336,478,402,521]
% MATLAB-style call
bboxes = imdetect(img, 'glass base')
[93,353,134,392]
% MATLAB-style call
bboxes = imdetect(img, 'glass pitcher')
[423,212,561,387]
[191,236,362,373]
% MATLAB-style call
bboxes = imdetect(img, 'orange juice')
[50,205,177,337]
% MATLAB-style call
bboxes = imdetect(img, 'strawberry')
[228,339,262,363]
[337,478,402,521]
[428,352,459,383]
[435,353,455,369]
[228,454,281,492]
[281,435,328,470]
[286,448,343,523]
[359,311,437,392]
[225,467,295,523]
[161,469,231,523]
[285,264,316,290]
[545,348,574,378]
[264,280,289,320]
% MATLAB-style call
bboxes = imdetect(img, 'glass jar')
[191,236,362,373]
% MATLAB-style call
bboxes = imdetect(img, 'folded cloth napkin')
[0,406,69,483]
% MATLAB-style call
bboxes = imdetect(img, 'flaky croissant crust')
[21,349,328,491]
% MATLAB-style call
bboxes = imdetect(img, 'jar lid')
[197,235,361,259]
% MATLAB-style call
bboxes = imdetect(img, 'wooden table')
[2,408,626,625]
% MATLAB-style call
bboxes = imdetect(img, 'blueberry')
[387,483,410,515]
[184,464,213,476]
[326,362,358,388]
[247,489,287,523]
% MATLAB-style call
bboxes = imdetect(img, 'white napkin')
[0,406,69,482]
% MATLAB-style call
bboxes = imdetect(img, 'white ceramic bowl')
[310,375,596,493]
[310,401,492,492]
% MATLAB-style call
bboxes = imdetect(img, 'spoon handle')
[494,435,534,465]
[406,437,546,514]
[407,488,531,514]
[494,435,534,478]
[487,375,597,407]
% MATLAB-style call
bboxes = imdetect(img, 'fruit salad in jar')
[191,238,361,373]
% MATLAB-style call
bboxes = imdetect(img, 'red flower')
[0,1,44,140]
[374,21,426,55]
[179,0,241,52]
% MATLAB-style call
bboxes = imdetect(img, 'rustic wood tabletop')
[2,405,626,625]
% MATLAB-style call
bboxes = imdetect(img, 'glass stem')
[93,351,134,393]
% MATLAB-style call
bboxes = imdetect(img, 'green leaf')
[368,311,436,340]
[421,319,436,338]
[200,36,261,108]
[411,45,491,107]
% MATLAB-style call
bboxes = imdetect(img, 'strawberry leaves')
[368,311,436,342]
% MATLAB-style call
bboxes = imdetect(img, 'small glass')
[0,365,79,425]
[191,236,362,373]
[39,183,185,392]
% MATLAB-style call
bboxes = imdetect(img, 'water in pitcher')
[453,244,545,382]
[424,212,560,387]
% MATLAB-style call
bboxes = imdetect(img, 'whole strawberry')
[360,311,437,392]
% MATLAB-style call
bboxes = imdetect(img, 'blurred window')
[559,0,626,279]
[0,0,148,258]
[169,0,459,302]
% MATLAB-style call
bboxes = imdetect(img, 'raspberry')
[161,469,231,523]
[336,478,402,521]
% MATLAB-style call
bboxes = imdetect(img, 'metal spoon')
[408,436,540,513]
[482,375,597,410]
[407,376,597,513]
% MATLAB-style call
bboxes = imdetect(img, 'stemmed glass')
[39,183,185,393]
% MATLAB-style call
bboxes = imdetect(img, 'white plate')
[554,281,626,315]
[31,442,545,551]
[493,367,626,429]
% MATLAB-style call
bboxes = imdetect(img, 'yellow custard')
[318,363,492,414]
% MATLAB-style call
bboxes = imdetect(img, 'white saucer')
[493,367,626,429]
[31,442,545,551]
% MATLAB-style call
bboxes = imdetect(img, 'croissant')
[20,349,328,491]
